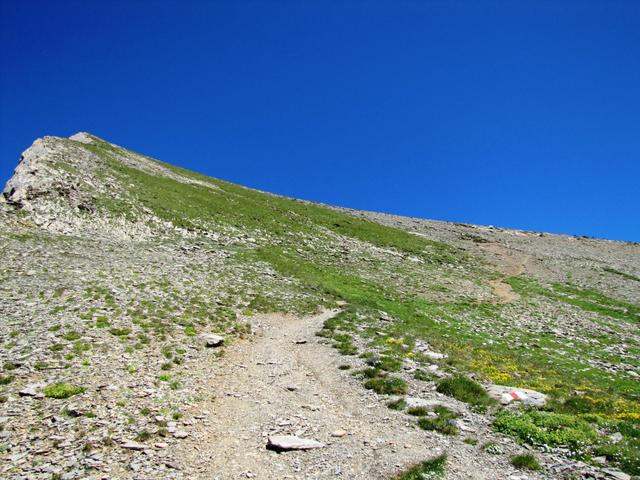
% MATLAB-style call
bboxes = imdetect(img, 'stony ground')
[1,133,638,479]
[176,310,552,480]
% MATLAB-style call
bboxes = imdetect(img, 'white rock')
[202,334,224,347]
[610,432,623,443]
[121,441,145,450]
[267,435,324,451]
[424,351,446,360]
[486,385,547,407]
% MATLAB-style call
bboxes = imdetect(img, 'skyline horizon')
[2,1,639,243]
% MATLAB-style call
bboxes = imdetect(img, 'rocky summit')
[0,133,638,480]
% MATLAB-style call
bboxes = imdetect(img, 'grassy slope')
[68,137,640,473]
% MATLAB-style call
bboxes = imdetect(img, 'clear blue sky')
[1,1,639,241]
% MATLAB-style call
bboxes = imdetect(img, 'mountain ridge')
[4,132,637,244]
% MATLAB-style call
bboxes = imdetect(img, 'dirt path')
[488,278,520,304]
[176,310,545,479]
[480,242,532,303]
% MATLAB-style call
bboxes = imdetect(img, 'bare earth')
[176,310,546,480]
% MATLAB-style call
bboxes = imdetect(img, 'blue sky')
[1,1,639,241]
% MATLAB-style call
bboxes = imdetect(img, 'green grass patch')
[436,375,496,411]
[417,406,459,435]
[83,137,460,262]
[364,376,408,395]
[43,383,85,399]
[506,276,639,324]
[510,454,541,471]
[109,327,131,337]
[61,331,81,341]
[387,398,407,410]
[393,454,447,479]
[493,409,598,451]
[407,406,431,416]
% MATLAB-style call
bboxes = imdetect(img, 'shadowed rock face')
[0,133,638,480]
[4,138,55,205]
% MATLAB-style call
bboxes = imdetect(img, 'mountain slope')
[1,133,638,479]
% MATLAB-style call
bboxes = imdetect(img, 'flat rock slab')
[486,384,548,407]
[267,435,325,451]
[122,441,146,451]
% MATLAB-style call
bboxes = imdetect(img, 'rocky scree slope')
[0,133,638,480]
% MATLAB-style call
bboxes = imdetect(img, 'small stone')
[64,404,83,417]
[19,384,41,397]
[154,442,168,449]
[122,441,145,451]
[331,429,347,438]
[424,351,446,360]
[286,385,298,391]
[173,431,189,439]
[267,435,325,451]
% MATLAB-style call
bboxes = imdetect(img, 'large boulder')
[486,385,547,407]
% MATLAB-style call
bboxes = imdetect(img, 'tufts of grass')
[135,431,152,442]
[414,369,436,381]
[510,454,541,471]
[61,331,81,341]
[366,355,402,372]
[160,362,173,371]
[43,382,85,399]
[364,376,408,395]
[333,334,358,355]
[109,327,131,337]
[393,454,447,479]
[436,375,495,411]
[95,316,110,328]
[387,398,407,411]
[407,406,431,416]
[3,361,17,371]
[0,375,14,385]
[417,406,459,435]
[481,441,503,455]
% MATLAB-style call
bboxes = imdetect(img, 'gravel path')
[176,310,544,479]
